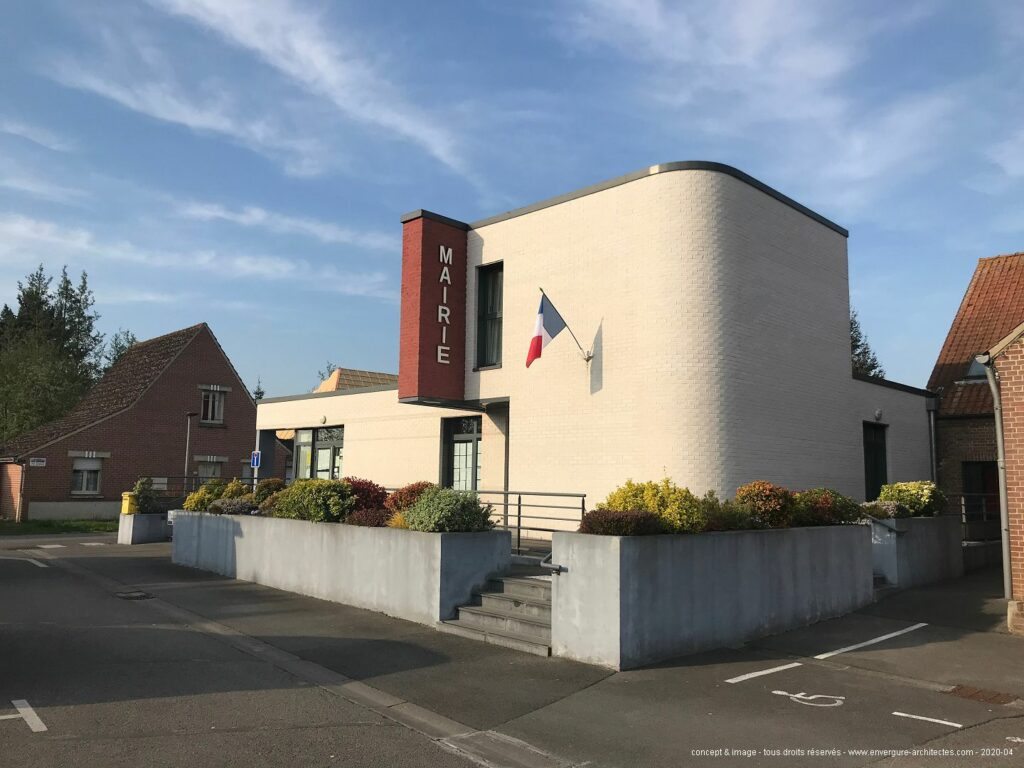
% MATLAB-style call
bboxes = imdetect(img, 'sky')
[1,0,1022,397]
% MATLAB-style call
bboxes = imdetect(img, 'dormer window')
[964,357,988,381]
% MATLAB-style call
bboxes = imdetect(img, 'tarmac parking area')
[1,537,1022,767]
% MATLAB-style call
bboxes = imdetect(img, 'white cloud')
[0,119,75,152]
[149,0,471,180]
[988,129,1024,180]
[177,201,397,251]
[0,213,395,299]
[0,175,86,204]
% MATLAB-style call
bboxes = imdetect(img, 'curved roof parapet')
[455,161,847,237]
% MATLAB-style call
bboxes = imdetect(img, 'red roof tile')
[929,253,1024,416]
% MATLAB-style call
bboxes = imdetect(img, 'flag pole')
[539,287,593,362]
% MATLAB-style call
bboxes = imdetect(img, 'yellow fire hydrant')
[121,491,138,515]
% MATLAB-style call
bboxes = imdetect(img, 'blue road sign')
[250,450,261,469]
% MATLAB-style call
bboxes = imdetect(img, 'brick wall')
[19,327,257,516]
[996,339,1024,608]
[934,415,997,499]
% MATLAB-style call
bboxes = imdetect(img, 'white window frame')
[71,457,102,495]
[201,389,225,424]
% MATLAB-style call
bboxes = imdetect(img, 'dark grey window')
[477,263,503,367]
[863,422,888,501]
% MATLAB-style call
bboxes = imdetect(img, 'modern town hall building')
[256,162,933,513]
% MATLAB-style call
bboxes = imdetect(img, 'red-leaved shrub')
[346,508,394,527]
[385,481,434,514]
[343,477,388,513]
[578,509,666,536]
[734,481,794,528]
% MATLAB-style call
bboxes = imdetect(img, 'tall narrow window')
[201,390,224,424]
[862,422,888,501]
[477,263,503,367]
[294,429,313,480]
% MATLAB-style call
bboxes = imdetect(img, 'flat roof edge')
[468,161,849,237]
[258,384,398,405]
[852,372,934,398]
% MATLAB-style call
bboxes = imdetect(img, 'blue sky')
[1,1,1022,396]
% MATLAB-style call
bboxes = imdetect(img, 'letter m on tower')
[439,245,453,264]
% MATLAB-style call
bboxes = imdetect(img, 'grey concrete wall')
[551,526,873,669]
[869,515,964,588]
[963,540,1002,573]
[172,513,510,626]
[117,513,169,544]
[28,500,121,520]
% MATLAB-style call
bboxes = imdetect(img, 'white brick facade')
[259,164,932,505]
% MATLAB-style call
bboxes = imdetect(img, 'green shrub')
[258,489,283,515]
[792,488,860,527]
[702,499,758,531]
[601,478,706,532]
[182,479,226,512]
[254,477,285,505]
[270,479,354,523]
[734,481,794,528]
[860,500,911,519]
[203,478,227,500]
[877,481,946,516]
[132,477,158,515]
[385,481,434,514]
[220,478,250,500]
[404,486,494,532]
[579,508,666,536]
[209,494,257,516]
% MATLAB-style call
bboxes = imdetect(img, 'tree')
[105,328,137,369]
[253,378,265,401]
[851,308,885,378]
[317,360,337,383]
[0,264,134,445]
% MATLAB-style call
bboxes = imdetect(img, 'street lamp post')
[184,412,198,490]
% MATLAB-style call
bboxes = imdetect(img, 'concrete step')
[456,604,551,642]
[484,575,551,602]
[437,619,552,657]
[476,591,552,622]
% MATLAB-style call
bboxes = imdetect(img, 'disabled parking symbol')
[772,690,846,708]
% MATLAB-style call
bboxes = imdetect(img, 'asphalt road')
[1,535,1023,767]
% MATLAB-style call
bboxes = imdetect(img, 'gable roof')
[928,253,1024,417]
[0,323,206,458]
[316,367,398,393]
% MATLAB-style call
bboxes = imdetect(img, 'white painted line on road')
[37,544,65,549]
[11,700,47,732]
[0,714,22,720]
[813,623,928,660]
[726,662,803,684]
[892,711,962,729]
[80,542,106,546]
[0,556,47,568]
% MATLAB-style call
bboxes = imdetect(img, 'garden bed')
[171,512,511,626]
[550,525,873,669]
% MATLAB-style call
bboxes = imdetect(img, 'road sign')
[250,450,261,469]
[28,457,46,467]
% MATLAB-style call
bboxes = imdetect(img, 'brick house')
[0,323,274,521]
[929,253,1024,532]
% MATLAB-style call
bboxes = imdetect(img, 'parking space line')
[0,556,47,568]
[892,711,962,729]
[813,623,928,660]
[11,700,47,732]
[726,662,803,684]
[81,542,106,547]
[37,545,65,549]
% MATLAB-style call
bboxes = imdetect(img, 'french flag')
[526,294,567,367]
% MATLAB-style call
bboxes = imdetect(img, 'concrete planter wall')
[117,512,169,544]
[551,525,873,670]
[172,512,511,626]
[869,514,964,588]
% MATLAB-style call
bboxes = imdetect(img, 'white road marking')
[81,542,106,547]
[37,544,65,549]
[726,662,803,684]
[814,623,928,660]
[0,556,47,568]
[892,711,962,729]
[0,714,22,720]
[772,690,845,707]
[11,700,47,732]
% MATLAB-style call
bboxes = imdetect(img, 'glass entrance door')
[443,416,482,491]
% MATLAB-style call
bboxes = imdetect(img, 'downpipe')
[976,353,1013,600]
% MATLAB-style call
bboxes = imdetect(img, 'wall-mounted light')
[874,409,883,422]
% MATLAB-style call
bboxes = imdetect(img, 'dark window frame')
[476,262,503,369]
